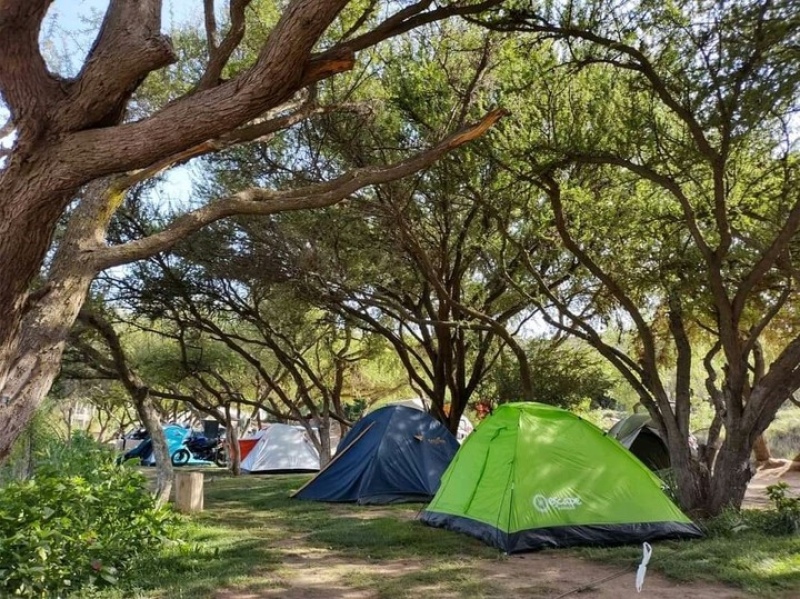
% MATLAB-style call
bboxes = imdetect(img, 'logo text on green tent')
[533,494,582,512]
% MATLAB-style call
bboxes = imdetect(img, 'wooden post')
[174,471,204,513]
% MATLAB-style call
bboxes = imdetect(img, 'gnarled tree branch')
[91,108,505,270]
[55,0,176,131]
[0,0,63,126]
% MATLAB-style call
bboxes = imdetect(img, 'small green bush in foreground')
[0,433,177,598]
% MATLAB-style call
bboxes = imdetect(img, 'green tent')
[421,402,701,553]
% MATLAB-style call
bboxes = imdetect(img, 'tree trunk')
[0,166,72,395]
[670,427,753,517]
[706,433,753,516]
[134,390,173,506]
[753,434,771,462]
[66,406,74,439]
[11,426,34,481]
[227,419,241,476]
[0,264,96,461]
[318,416,332,467]
[0,177,120,462]
[668,436,709,515]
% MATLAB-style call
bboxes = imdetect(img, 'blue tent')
[292,405,459,504]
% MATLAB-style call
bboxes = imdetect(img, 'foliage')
[485,0,800,513]
[343,398,369,422]
[702,505,795,538]
[0,432,177,598]
[0,405,62,484]
[488,341,616,409]
[765,483,800,534]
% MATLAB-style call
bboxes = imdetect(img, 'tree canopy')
[3,0,800,516]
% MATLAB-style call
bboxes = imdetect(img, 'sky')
[49,0,203,36]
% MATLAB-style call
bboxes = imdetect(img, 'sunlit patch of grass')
[577,528,800,597]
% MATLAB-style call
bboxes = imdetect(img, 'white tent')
[389,398,474,443]
[240,424,321,473]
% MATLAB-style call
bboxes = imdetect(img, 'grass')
[577,516,800,597]
[91,473,500,598]
[90,473,800,598]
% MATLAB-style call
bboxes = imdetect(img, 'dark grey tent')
[608,414,670,471]
[292,405,459,504]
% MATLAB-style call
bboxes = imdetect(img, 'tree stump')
[174,471,204,513]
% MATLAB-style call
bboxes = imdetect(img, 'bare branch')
[541,174,662,376]
[667,293,693,437]
[455,34,494,126]
[341,0,380,40]
[703,341,726,412]
[203,0,218,51]
[337,0,503,56]
[76,308,142,396]
[742,285,793,359]
[116,99,371,191]
[196,0,254,92]
[733,196,800,321]
[92,108,506,270]
[747,335,800,432]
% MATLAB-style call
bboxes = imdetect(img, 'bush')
[703,484,800,538]
[765,482,800,534]
[0,432,177,598]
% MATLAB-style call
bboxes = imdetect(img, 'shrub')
[765,482,800,534]
[0,433,177,598]
[703,483,800,538]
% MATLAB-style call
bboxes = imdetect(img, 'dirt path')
[216,540,749,599]
[744,466,800,509]
[484,553,748,599]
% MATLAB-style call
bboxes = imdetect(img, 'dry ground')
[214,543,751,599]
[744,466,800,509]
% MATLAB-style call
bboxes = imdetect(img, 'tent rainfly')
[240,424,320,473]
[421,402,702,553]
[292,405,459,504]
[608,414,671,472]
